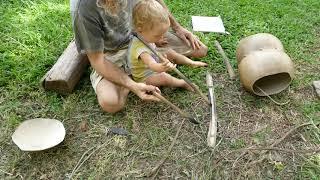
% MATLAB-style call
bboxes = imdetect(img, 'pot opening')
[253,72,291,96]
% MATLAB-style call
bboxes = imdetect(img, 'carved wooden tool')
[132,32,209,104]
[214,40,236,80]
[152,92,200,124]
[206,72,218,147]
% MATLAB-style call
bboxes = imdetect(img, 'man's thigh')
[157,32,192,55]
[158,32,207,58]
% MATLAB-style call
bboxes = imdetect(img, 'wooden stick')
[148,118,186,178]
[245,147,320,154]
[271,122,315,147]
[152,92,199,124]
[133,32,210,104]
[213,122,320,168]
[206,72,218,147]
[214,40,236,80]
[248,122,316,166]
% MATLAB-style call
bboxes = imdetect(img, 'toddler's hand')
[158,57,176,72]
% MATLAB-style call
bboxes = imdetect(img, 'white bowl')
[12,118,66,151]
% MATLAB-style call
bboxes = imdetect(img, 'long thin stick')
[214,40,236,80]
[69,147,95,179]
[153,92,199,124]
[271,122,315,147]
[245,147,320,154]
[248,122,316,166]
[132,32,209,104]
[213,122,320,168]
[147,118,186,178]
[0,169,13,176]
[69,141,109,179]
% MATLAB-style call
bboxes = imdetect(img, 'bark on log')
[41,41,89,94]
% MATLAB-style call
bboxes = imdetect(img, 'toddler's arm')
[139,52,176,72]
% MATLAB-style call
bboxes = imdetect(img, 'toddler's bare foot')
[183,82,194,92]
[190,61,208,68]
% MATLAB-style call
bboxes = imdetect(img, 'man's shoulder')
[75,0,100,16]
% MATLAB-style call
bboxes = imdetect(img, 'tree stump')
[41,41,89,94]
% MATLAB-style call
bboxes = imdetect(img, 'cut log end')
[41,41,89,94]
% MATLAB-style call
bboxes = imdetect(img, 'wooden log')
[41,41,89,94]
[313,81,320,98]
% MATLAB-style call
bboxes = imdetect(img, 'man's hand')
[130,82,161,101]
[174,26,201,50]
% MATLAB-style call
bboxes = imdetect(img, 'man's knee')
[192,45,208,58]
[98,98,125,114]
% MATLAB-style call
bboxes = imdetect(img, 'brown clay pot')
[236,33,284,63]
[238,49,294,96]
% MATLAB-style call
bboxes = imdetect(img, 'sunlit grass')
[0,0,319,178]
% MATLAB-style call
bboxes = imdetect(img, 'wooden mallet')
[153,92,200,124]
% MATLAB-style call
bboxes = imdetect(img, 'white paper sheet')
[192,16,227,34]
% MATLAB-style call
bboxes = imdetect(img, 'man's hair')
[133,0,169,31]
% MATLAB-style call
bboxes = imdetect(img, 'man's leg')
[91,70,129,113]
[190,40,208,58]
[158,32,208,58]
[89,48,131,113]
[96,79,130,113]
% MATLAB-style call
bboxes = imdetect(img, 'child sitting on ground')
[128,0,207,91]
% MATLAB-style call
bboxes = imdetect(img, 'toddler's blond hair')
[133,0,169,31]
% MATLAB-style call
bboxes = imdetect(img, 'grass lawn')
[1,0,319,179]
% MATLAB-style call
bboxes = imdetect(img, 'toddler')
[128,0,207,90]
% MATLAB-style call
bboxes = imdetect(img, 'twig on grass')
[185,138,223,160]
[249,122,319,166]
[271,122,315,147]
[146,119,186,179]
[69,141,110,180]
[244,147,320,154]
[215,146,320,169]
[0,32,30,50]
[237,94,243,134]
[232,149,248,169]
[132,150,159,157]
[213,122,320,169]
[69,147,94,179]
[0,169,13,176]
[0,169,23,179]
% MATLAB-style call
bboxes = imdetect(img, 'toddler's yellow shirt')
[128,37,157,82]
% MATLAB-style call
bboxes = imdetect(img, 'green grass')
[1,0,319,179]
